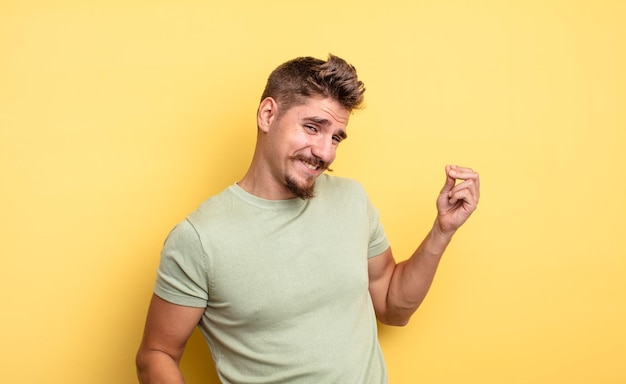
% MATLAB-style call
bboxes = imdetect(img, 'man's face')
[266,97,350,199]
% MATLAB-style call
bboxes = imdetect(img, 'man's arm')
[368,165,480,326]
[136,294,205,383]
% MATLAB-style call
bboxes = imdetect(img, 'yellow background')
[2,0,624,383]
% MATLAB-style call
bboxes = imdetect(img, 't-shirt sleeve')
[366,195,390,258]
[154,219,209,308]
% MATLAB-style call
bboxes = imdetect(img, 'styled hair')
[260,54,365,115]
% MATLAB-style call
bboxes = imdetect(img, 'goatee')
[285,176,316,200]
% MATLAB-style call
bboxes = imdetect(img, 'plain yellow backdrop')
[1,0,624,383]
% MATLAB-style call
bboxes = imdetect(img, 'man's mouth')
[290,154,333,173]
[291,154,327,172]
[301,158,321,171]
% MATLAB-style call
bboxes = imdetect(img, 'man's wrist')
[432,218,456,243]
[413,219,454,259]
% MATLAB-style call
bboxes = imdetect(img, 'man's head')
[247,54,364,201]
[260,54,365,118]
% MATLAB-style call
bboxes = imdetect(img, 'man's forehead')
[299,97,350,125]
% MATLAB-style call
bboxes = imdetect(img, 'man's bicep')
[367,247,396,319]
[139,293,205,362]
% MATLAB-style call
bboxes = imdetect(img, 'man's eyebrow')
[304,116,332,126]
[303,117,348,140]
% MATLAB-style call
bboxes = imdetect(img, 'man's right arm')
[136,294,205,384]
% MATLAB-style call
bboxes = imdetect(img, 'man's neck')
[238,167,296,201]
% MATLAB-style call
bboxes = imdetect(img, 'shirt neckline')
[229,182,308,210]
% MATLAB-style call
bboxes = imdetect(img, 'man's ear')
[257,97,278,133]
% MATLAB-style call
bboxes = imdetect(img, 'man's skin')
[136,95,480,383]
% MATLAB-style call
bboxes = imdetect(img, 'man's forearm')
[385,222,454,325]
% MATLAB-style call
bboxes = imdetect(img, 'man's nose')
[311,135,335,163]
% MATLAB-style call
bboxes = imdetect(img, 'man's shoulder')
[184,185,237,225]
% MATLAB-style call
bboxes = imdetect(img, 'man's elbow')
[135,348,155,383]
[135,351,148,383]
[376,311,412,327]
[135,348,178,383]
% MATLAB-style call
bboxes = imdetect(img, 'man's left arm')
[368,165,480,326]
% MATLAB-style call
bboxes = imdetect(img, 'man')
[136,54,480,383]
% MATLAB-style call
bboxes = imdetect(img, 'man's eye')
[332,135,343,143]
[305,125,318,133]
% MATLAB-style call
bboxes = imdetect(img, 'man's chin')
[285,177,316,200]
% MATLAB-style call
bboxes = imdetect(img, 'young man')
[136,54,480,383]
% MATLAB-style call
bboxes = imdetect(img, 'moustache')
[290,155,333,172]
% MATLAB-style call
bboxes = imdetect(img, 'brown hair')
[260,54,365,115]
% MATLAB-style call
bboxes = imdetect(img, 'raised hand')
[436,165,480,235]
